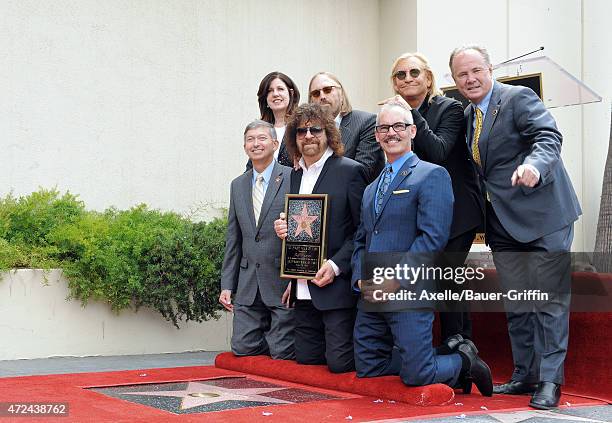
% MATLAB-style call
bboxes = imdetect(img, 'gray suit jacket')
[466,81,581,243]
[220,161,292,306]
[340,109,385,183]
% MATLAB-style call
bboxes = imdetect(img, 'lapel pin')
[275,176,281,183]
[400,170,409,176]
[492,109,498,116]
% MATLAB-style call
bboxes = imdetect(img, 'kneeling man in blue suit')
[351,101,493,395]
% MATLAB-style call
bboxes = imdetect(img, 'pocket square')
[392,189,410,194]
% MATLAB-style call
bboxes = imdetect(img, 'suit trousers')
[486,202,572,384]
[438,229,477,342]
[293,300,356,373]
[354,309,462,386]
[232,290,295,360]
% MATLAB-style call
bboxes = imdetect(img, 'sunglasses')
[296,126,324,136]
[393,68,422,80]
[310,85,339,98]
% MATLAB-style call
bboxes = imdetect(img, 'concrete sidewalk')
[0,351,223,377]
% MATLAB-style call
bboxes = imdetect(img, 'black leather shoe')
[436,334,465,355]
[453,371,473,394]
[456,340,493,397]
[493,380,538,395]
[529,382,561,410]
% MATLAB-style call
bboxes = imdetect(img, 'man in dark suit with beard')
[308,72,385,183]
[274,103,368,373]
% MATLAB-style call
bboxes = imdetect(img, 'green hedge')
[0,189,226,327]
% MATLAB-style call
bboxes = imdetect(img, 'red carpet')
[0,365,604,422]
[462,270,612,403]
[215,352,454,406]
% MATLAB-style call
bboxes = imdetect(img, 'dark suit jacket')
[412,95,483,239]
[290,155,368,310]
[465,81,581,243]
[340,110,385,183]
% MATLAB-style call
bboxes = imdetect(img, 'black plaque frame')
[280,194,328,279]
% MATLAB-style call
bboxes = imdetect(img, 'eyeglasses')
[393,68,422,80]
[296,126,324,136]
[375,122,412,133]
[310,86,339,98]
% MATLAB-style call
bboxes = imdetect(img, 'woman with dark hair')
[256,72,300,167]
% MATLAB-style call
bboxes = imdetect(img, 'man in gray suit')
[308,72,385,182]
[450,45,582,409]
[219,120,294,359]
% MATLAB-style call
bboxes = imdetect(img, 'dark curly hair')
[257,72,300,124]
[285,103,344,162]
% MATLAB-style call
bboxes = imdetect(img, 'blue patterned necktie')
[375,164,393,215]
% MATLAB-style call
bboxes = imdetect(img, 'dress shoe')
[529,382,561,410]
[493,380,538,395]
[436,334,465,355]
[456,340,493,397]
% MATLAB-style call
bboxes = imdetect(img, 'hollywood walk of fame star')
[291,204,318,238]
[122,381,292,410]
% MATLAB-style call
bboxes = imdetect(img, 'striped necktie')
[375,164,393,215]
[253,175,264,223]
[472,107,483,167]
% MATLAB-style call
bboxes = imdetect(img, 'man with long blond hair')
[308,72,384,182]
[386,52,483,349]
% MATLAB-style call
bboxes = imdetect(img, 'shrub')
[0,189,227,325]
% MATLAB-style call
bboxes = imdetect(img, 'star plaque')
[281,194,328,279]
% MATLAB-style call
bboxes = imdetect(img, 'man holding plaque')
[351,101,493,395]
[274,103,368,373]
[219,120,294,360]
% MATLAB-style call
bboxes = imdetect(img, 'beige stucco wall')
[0,269,231,360]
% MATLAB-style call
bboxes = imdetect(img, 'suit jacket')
[220,161,292,307]
[412,95,483,239]
[340,110,385,183]
[465,81,581,243]
[290,155,368,310]
[352,155,454,286]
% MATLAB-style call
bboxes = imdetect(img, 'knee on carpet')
[327,360,355,374]
[400,369,432,386]
[232,344,269,357]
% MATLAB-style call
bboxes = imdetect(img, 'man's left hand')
[511,164,539,187]
[311,262,335,287]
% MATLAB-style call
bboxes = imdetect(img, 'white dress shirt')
[296,147,340,300]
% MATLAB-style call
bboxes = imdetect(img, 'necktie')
[472,107,483,167]
[253,175,264,223]
[375,164,393,215]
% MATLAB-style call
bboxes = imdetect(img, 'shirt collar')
[475,84,494,115]
[252,159,275,184]
[334,114,342,128]
[387,151,414,175]
[298,147,334,172]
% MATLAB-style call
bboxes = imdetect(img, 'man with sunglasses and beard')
[308,72,384,183]
[274,103,368,373]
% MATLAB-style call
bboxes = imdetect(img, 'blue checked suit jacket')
[351,154,454,287]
